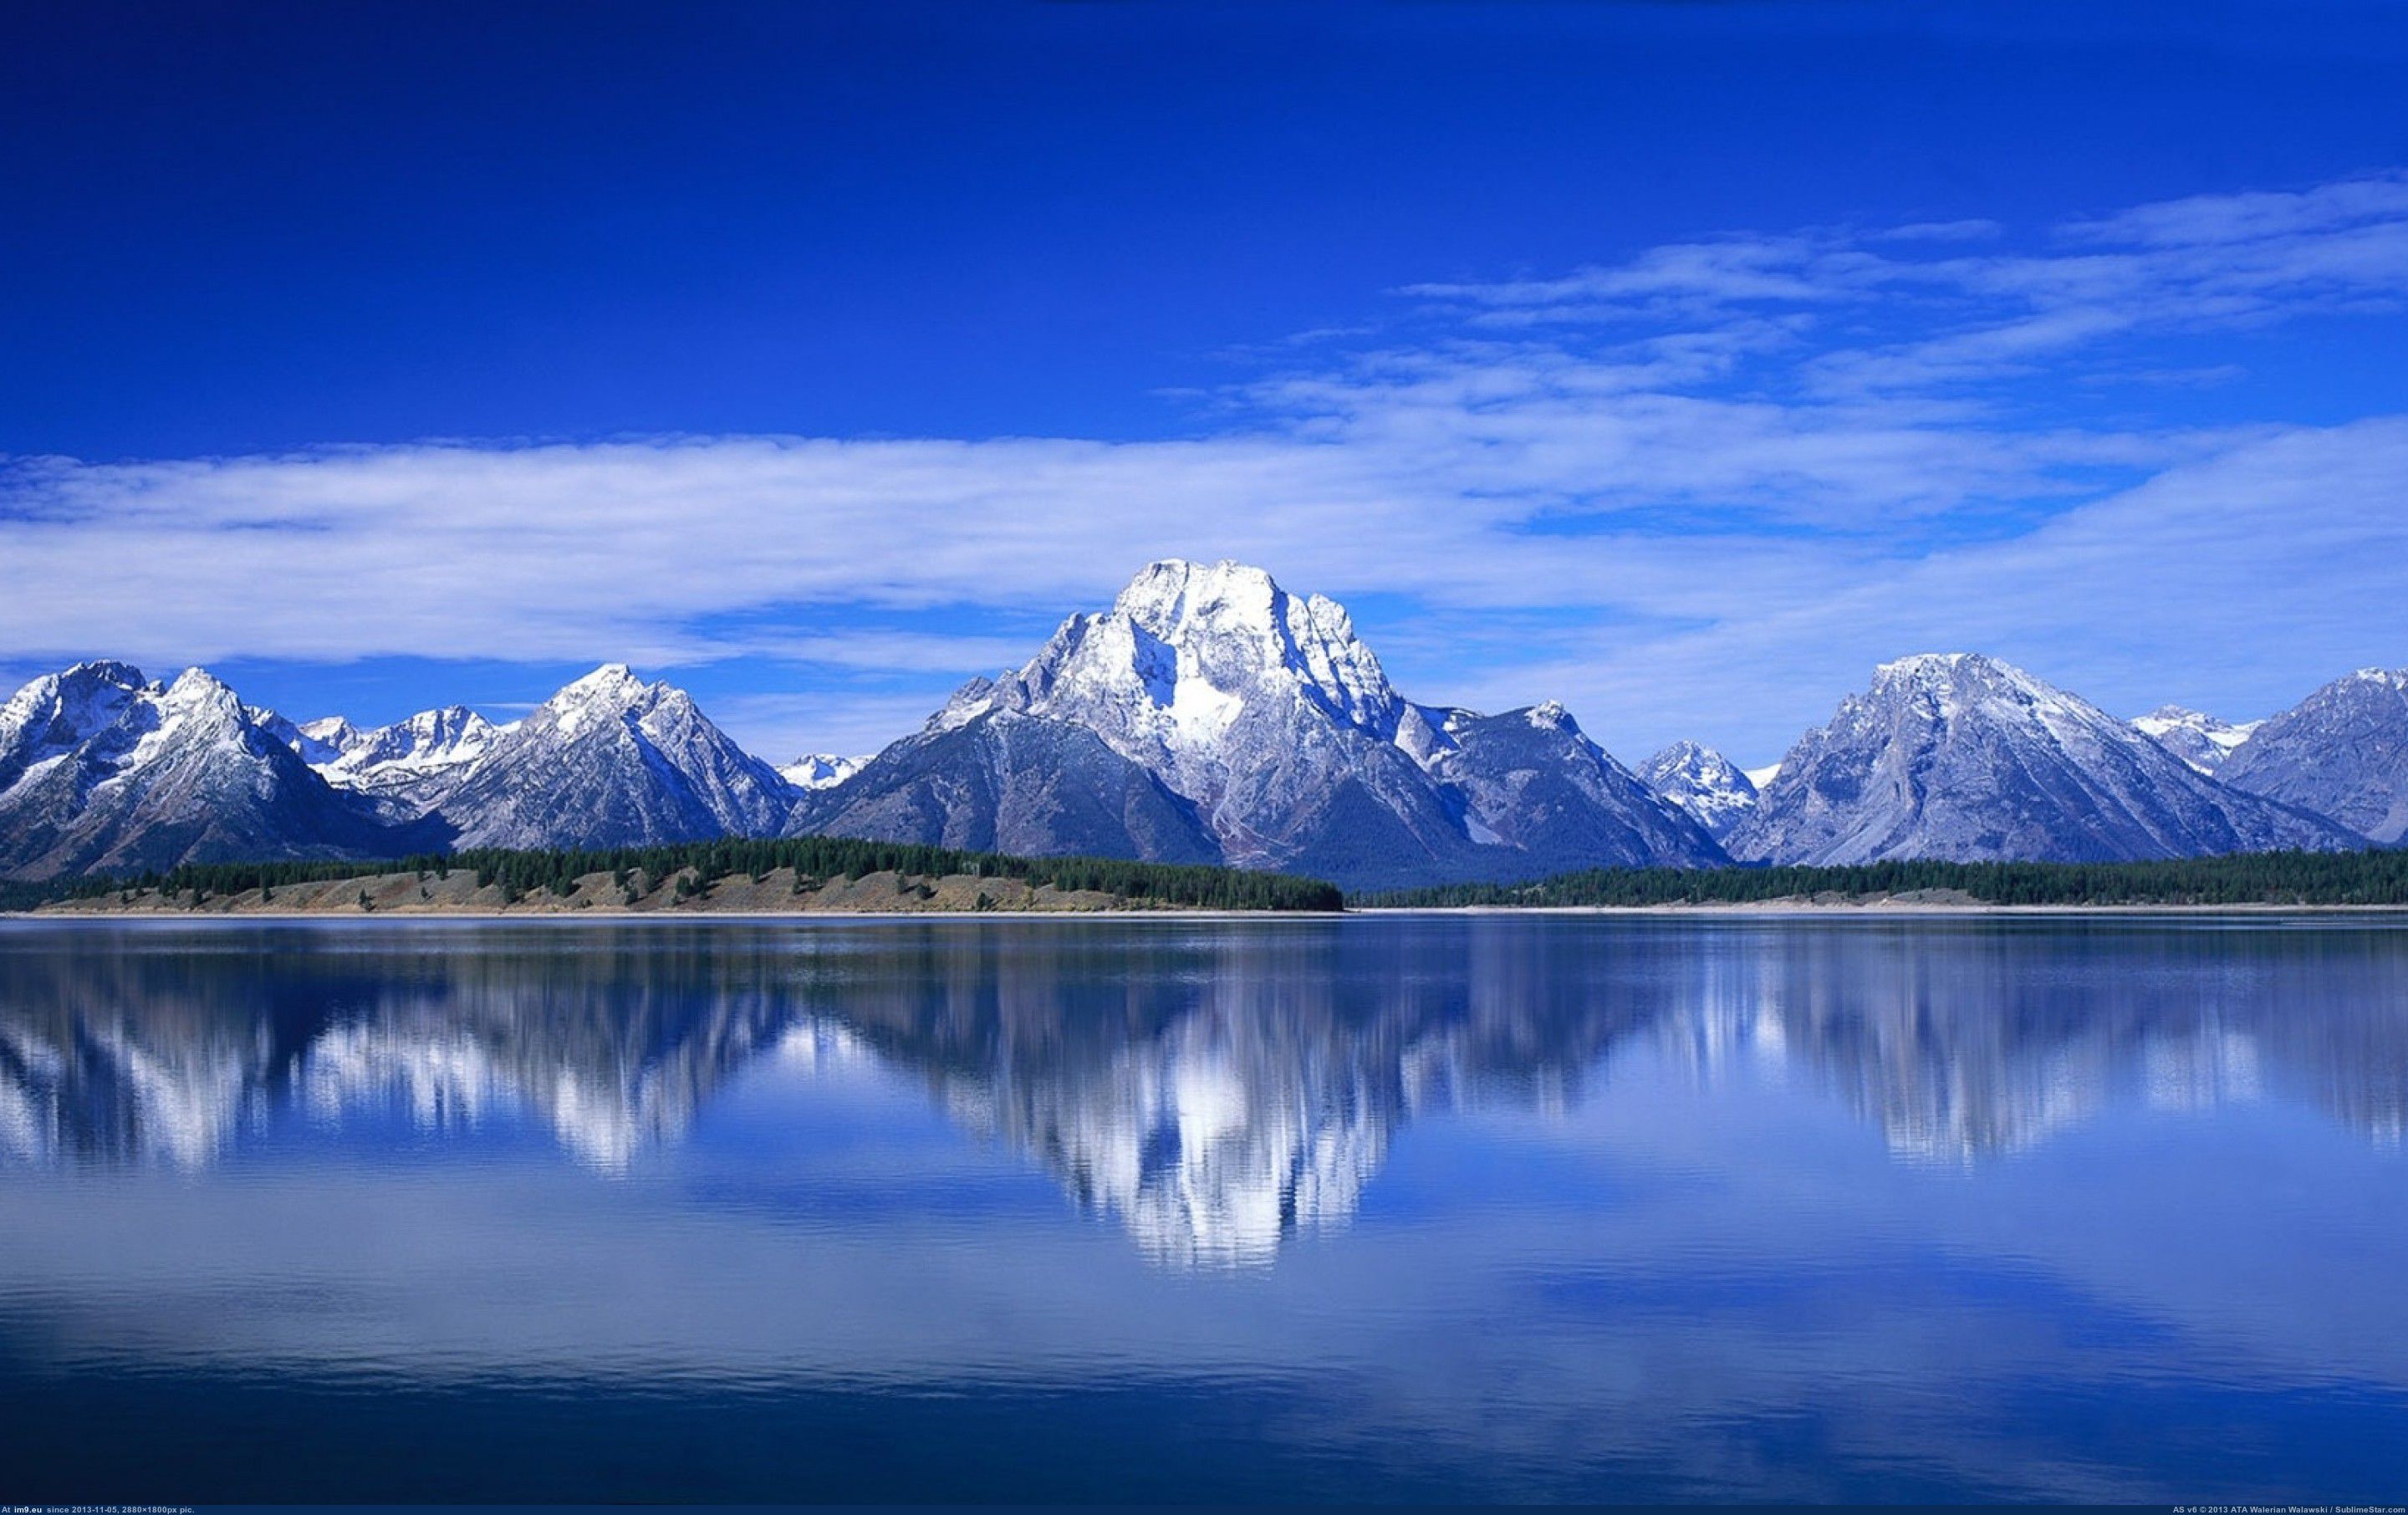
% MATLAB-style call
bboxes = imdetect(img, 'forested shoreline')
[25,835,1346,913]
[1364,849,2408,909]
[13,843,2408,917]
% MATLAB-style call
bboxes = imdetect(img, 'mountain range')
[2,559,2400,887]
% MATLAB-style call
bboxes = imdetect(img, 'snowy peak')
[928,675,1002,733]
[1639,741,1759,839]
[356,706,495,764]
[161,665,244,715]
[781,752,865,790]
[145,667,282,762]
[311,706,498,810]
[1865,651,2063,712]
[1524,700,1581,736]
[1009,560,1404,782]
[1839,651,2103,749]
[289,716,362,765]
[0,661,405,879]
[436,665,795,849]
[0,661,151,778]
[1105,559,1399,732]
[2130,705,2260,774]
[538,662,660,734]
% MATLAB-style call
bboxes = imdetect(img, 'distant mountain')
[1727,653,2356,865]
[2131,705,2261,775]
[1414,703,1725,879]
[793,560,1720,890]
[277,705,500,814]
[258,712,358,767]
[437,665,796,850]
[2220,669,2408,844]
[780,752,865,790]
[1638,741,1759,839]
[0,662,409,879]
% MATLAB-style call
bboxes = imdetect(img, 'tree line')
[23,844,2408,916]
[45,834,1346,913]
[1364,849,2408,908]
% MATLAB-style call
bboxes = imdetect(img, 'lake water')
[2,914,2404,1503]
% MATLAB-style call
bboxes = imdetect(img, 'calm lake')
[2,914,2403,1503]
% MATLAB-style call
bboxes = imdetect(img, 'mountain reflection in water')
[3,916,2403,1268]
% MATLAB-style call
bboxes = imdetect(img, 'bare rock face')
[1726,653,2357,865]
[0,662,409,879]
[436,665,796,850]
[2130,706,2260,775]
[793,560,1722,890]
[1639,740,1759,839]
[2219,669,2408,844]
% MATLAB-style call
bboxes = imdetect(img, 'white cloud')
[1446,418,2408,764]
[3,172,2405,766]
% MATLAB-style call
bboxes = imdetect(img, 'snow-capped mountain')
[283,705,500,814]
[2131,705,2261,775]
[793,559,1720,889]
[436,664,797,850]
[8,589,2391,887]
[2220,668,2408,844]
[780,752,865,790]
[1639,741,1760,839]
[1727,653,2357,865]
[0,662,409,879]
[1411,702,1724,876]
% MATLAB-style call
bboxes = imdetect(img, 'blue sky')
[4,1,2406,765]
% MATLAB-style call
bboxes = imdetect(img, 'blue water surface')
[1,914,2402,1503]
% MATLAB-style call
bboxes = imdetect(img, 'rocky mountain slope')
[795,706,1222,863]
[2220,668,2408,844]
[1727,654,2357,865]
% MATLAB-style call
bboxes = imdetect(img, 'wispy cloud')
[1397,170,2408,395]
[4,171,2405,763]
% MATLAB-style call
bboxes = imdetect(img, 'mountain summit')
[288,704,499,814]
[794,559,1722,888]
[437,665,796,850]
[1727,653,2355,865]
[1639,742,1759,839]
[2130,705,2260,775]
